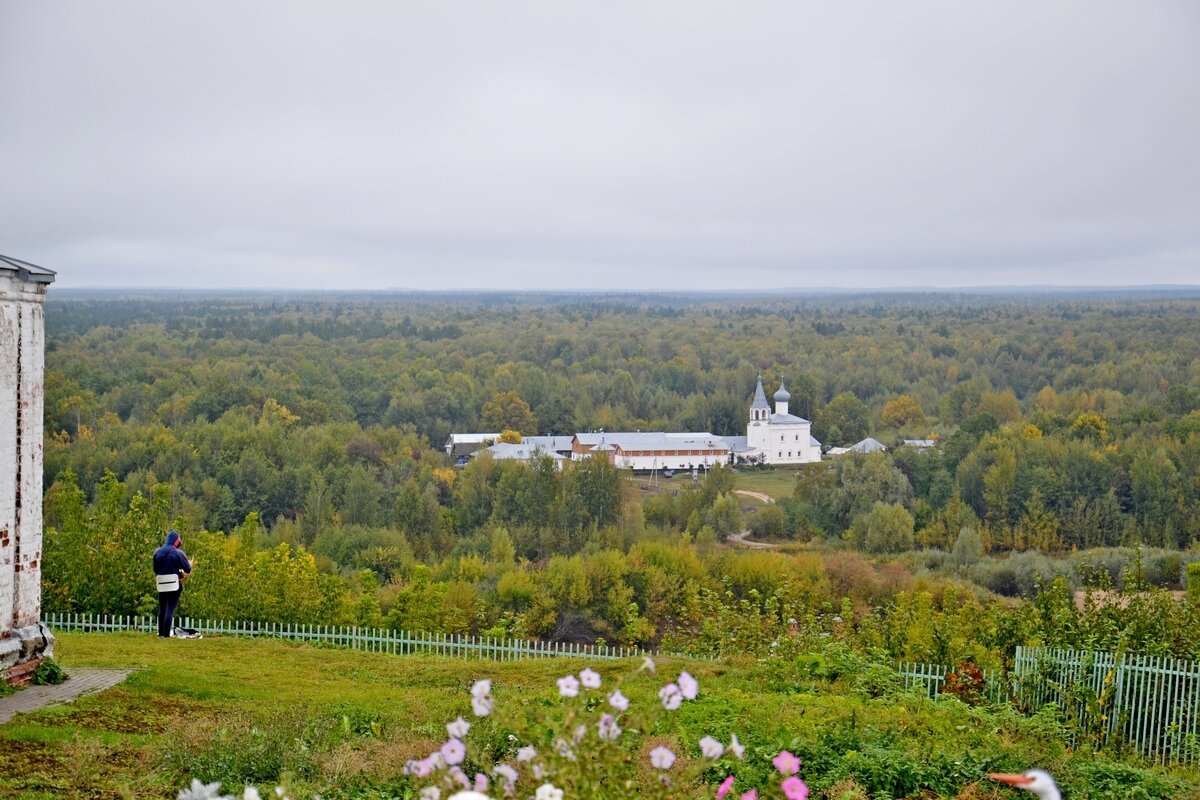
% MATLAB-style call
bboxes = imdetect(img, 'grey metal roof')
[769,412,811,424]
[751,375,771,410]
[0,255,56,283]
[523,435,575,452]
[575,432,726,450]
[849,437,888,453]
[477,442,565,461]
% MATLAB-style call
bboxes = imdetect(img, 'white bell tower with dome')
[743,375,821,465]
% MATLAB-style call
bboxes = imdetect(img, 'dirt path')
[726,529,780,549]
[733,489,773,504]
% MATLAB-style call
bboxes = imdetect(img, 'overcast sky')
[2,2,1198,290]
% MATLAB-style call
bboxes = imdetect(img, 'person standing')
[153,530,192,638]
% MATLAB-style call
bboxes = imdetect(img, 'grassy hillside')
[2,633,1197,798]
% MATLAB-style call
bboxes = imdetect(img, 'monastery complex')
[447,375,822,471]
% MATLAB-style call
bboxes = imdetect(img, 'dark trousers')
[157,589,182,637]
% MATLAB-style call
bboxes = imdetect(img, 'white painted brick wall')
[0,274,49,636]
[0,302,16,635]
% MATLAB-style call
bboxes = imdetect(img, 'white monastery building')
[740,376,822,465]
[447,375,822,472]
[0,256,56,684]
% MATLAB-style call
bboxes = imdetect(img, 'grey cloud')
[1,1,1198,289]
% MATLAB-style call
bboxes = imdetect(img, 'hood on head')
[164,530,181,547]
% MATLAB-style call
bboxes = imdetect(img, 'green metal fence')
[1014,646,1200,766]
[899,646,1200,766]
[896,659,1008,704]
[44,612,665,662]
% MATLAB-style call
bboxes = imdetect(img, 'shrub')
[32,658,69,686]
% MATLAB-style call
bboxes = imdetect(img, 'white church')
[730,375,822,465]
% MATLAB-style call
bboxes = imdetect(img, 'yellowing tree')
[880,395,926,429]
[482,391,539,435]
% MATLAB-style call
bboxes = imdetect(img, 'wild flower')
[406,662,811,800]
[678,671,698,700]
[650,746,677,769]
[441,738,466,766]
[772,751,800,776]
[780,776,808,800]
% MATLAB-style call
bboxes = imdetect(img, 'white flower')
[729,733,745,760]
[534,784,563,800]
[447,716,471,739]
[699,736,724,759]
[177,780,233,800]
[678,671,698,700]
[573,724,588,744]
[608,689,629,711]
[579,668,601,689]
[492,764,518,786]
[597,713,622,741]
[639,656,656,674]
[472,694,494,717]
[243,790,262,800]
[441,738,466,766]
[659,683,683,710]
[447,793,491,800]
[553,738,577,761]
[420,788,441,800]
[556,675,580,698]
[517,745,538,762]
[532,764,545,780]
[471,679,492,698]
[649,746,676,769]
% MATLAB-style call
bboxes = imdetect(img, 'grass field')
[733,471,800,501]
[3,632,1198,798]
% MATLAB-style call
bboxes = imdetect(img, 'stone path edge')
[0,668,136,725]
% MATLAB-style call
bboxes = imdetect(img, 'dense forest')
[41,290,1200,664]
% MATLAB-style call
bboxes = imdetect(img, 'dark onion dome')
[774,380,790,403]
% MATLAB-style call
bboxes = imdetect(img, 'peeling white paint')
[0,271,52,667]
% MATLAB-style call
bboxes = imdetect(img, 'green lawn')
[2,632,1196,799]
[733,470,800,501]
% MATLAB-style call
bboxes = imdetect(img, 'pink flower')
[517,746,537,762]
[473,773,489,793]
[471,679,492,698]
[717,776,736,798]
[649,746,676,769]
[441,738,466,766]
[659,683,683,710]
[446,717,470,739]
[579,668,601,689]
[557,675,580,698]
[772,750,801,776]
[740,791,758,800]
[781,776,809,800]
[608,690,629,711]
[678,671,698,700]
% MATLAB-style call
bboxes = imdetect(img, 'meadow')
[2,632,1198,799]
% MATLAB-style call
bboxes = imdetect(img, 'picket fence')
[44,612,663,662]
[901,646,1200,766]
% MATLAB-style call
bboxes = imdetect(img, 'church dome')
[774,381,790,403]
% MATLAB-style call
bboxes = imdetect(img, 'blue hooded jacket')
[153,530,191,578]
